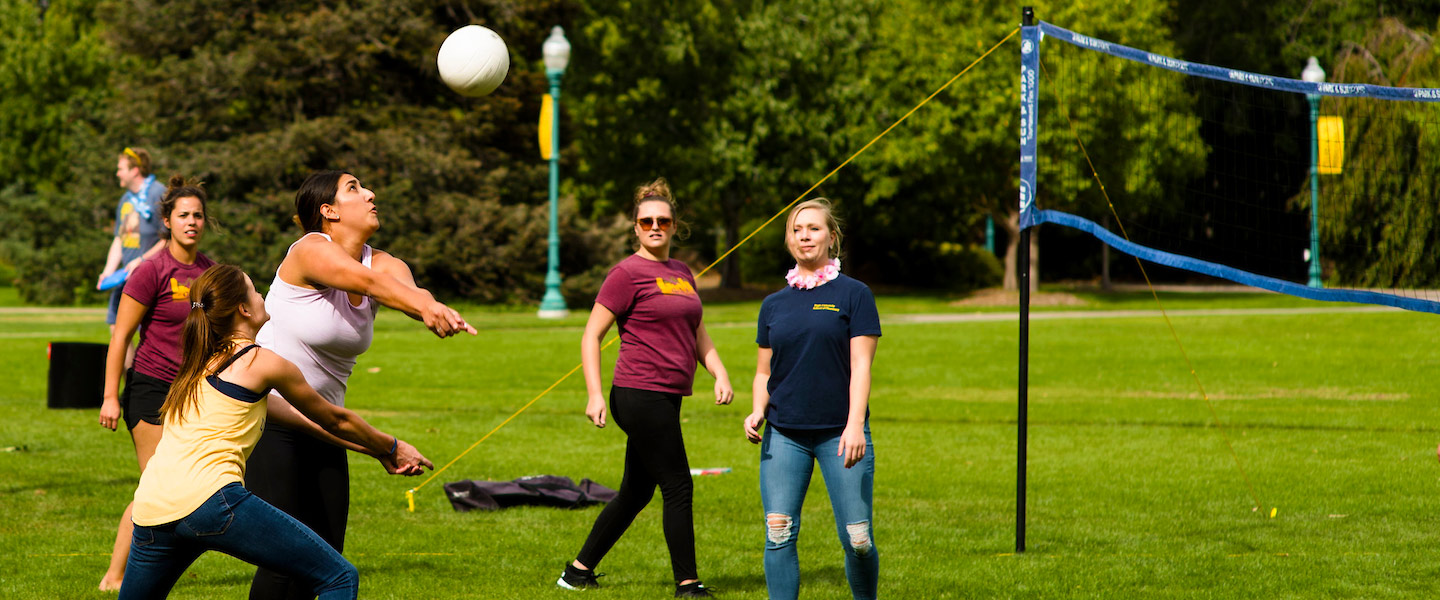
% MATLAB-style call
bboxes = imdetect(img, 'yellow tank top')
[132,345,268,526]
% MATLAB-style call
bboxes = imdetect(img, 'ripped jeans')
[759,423,877,600]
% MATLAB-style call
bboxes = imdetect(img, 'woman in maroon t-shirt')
[557,178,733,599]
[95,175,216,591]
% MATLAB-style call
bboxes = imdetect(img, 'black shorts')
[121,369,169,430]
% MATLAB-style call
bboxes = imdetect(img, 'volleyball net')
[1021,21,1440,313]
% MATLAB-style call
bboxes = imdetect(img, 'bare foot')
[98,574,123,592]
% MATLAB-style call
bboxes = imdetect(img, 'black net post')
[1017,4,1034,556]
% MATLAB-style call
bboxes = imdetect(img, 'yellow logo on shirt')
[813,303,839,312]
[119,203,141,249]
[655,277,696,296]
[170,278,191,302]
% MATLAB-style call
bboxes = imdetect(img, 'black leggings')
[245,423,350,600]
[575,386,697,583]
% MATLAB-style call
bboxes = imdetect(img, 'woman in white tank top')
[247,171,475,600]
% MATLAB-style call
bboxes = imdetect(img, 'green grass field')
[2,290,1438,598]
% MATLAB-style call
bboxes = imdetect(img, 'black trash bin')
[47,342,107,409]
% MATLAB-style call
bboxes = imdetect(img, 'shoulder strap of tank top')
[290,231,330,250]
[212,344,261,375]
[275,232,325,276]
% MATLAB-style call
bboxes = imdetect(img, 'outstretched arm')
[283,239,473,338]
[261,350,432,475]
[264,393,368,454]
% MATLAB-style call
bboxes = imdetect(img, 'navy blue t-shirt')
[755,274,881,429]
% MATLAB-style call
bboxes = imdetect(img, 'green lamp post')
[538,26,571,318]
[1302,56,1325,289]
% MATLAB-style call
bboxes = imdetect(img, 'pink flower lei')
[785,258,841,290]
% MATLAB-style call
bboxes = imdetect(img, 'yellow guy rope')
[406,26,1023,511]
[1038,59,1267,515]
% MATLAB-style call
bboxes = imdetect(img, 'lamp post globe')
[543,26,571,74]
[539,26,571,318]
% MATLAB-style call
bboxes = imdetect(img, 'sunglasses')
[636,217,674,231]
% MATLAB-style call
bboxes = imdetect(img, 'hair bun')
[168,174,186,188]
[634,177,673,203]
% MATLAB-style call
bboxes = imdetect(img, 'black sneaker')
[557,564,602,590]
[675,581,714,598]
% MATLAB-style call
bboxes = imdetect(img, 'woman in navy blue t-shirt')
[745,198,881,600]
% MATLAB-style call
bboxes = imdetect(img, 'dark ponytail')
[162,264,250,424]
[294,170,346,232]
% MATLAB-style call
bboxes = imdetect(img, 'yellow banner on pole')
[1318,115,1343,175]
[539,94,554,160]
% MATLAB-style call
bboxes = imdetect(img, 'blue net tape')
[1034,210,1440,315]
[1037,21,1440,102]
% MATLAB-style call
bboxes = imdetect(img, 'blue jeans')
[760,424,878,600]
[119,483,358,600]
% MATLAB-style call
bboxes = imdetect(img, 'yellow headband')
[122,147,142,165]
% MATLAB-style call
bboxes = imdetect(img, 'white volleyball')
[437,25,510,97]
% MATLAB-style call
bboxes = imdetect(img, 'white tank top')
[256,232,378,407]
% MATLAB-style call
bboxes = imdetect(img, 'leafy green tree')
[841,1,1203,290]
[0,0,110,192]
[82,0,629,304]
[0,0,114,302]
[567,0,884,288]
[1174,1,1440,289]
[1305,17,1440,287]
[1173,0,1440,77]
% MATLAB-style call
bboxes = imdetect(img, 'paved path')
[0,304,1408,331]
[884,305,1404,324]
[0,307,106,315]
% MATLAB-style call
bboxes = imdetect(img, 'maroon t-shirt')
[124,250,215,382]
[596,255,703,396]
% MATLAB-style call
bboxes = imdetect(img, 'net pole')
[1017,5,1035,555]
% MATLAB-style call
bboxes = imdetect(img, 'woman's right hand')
[585,395,607,428]
[99,396,121,431]
[420,301,476,339]
[743,411,766,444]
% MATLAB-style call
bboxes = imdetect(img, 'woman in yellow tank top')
[118,264,432,600]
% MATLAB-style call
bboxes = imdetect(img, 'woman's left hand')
[714,377,734,405]
[389,439,434,476]
[838,424,866,469]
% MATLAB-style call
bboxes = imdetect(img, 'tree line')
[1,0,1436,305]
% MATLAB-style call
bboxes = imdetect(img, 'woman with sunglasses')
[557,177,733,599]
